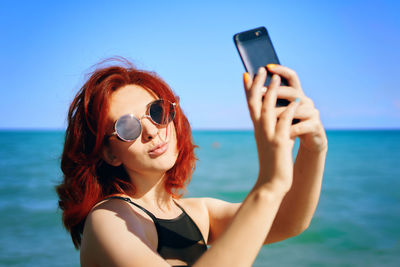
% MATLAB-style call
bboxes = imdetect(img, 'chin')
[157,152,179,172]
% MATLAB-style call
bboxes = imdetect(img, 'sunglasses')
[109,99,176,142]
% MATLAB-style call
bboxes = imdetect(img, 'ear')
[101,145,122,167]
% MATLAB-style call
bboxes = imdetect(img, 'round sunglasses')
[109,99,176,142]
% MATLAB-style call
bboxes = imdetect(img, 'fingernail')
[295,97,301,103]
[267,64,277,69]
[258,67,265,75]
[243,72,249,84]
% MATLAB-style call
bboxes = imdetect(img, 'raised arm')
[263,64,328,243]
[194,67,300,266]
[204,65,328,246]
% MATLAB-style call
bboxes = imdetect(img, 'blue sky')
[0,0,399,130]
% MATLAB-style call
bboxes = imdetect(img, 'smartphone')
[233,26,290,107]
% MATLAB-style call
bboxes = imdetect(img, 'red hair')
[56,58,197,249]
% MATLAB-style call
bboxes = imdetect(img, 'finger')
[275,98,300,139]
[252,66,267,91]
[243,72,257,120]
[260,74,280,137]
[276,105,315,120]
[290,119,318,138]
[243,72,252,91]
[247,67,267,120]
[267,64,302,90]
[276,87,302,102]
[277,86,315,107]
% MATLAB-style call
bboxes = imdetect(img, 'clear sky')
[0,0,399,130]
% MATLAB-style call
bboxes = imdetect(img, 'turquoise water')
[0,130,399,266]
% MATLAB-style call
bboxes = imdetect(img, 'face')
[104,84,179,177]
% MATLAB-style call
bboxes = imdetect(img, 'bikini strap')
[107,196,158,222]
[172,200,187,215]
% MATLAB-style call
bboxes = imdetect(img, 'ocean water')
[0,130,399,266]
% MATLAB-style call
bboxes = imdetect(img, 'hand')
[267,64,328,153]
[243,67,300,192]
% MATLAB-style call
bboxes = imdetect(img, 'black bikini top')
[108,196,207,267]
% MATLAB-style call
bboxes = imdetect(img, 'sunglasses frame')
[109,99,176,142]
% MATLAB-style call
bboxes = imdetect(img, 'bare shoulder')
[202,197,240,208]
[202,198,241,219]
[82,198,148,242]
[177,197,207,211]
[178,197,240,216]
[80,198,166,267]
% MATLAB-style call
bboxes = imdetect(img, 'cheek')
[120,142,145,164]
[110,124,179,171]
[110,140,142,165]
[168,124,179,157]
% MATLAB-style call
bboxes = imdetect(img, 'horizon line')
[1,127,400,131]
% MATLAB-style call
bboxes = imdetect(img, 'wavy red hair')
[56,58,197,249]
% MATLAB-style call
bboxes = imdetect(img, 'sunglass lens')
[115,114,141,141]
[149,100,175,125]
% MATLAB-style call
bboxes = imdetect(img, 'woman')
[57,58,327,267]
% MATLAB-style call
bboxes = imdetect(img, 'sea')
[0,130,399,267]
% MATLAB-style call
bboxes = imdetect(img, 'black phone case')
[234,26,290,107]
[233,26,299,124]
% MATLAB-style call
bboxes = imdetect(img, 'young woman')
[57,58,327,267]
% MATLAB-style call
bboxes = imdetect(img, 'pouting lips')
[148,142,169,157]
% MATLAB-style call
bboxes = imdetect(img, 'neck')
[124,168,175,210]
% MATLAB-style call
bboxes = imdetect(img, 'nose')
[141,117,159,142]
